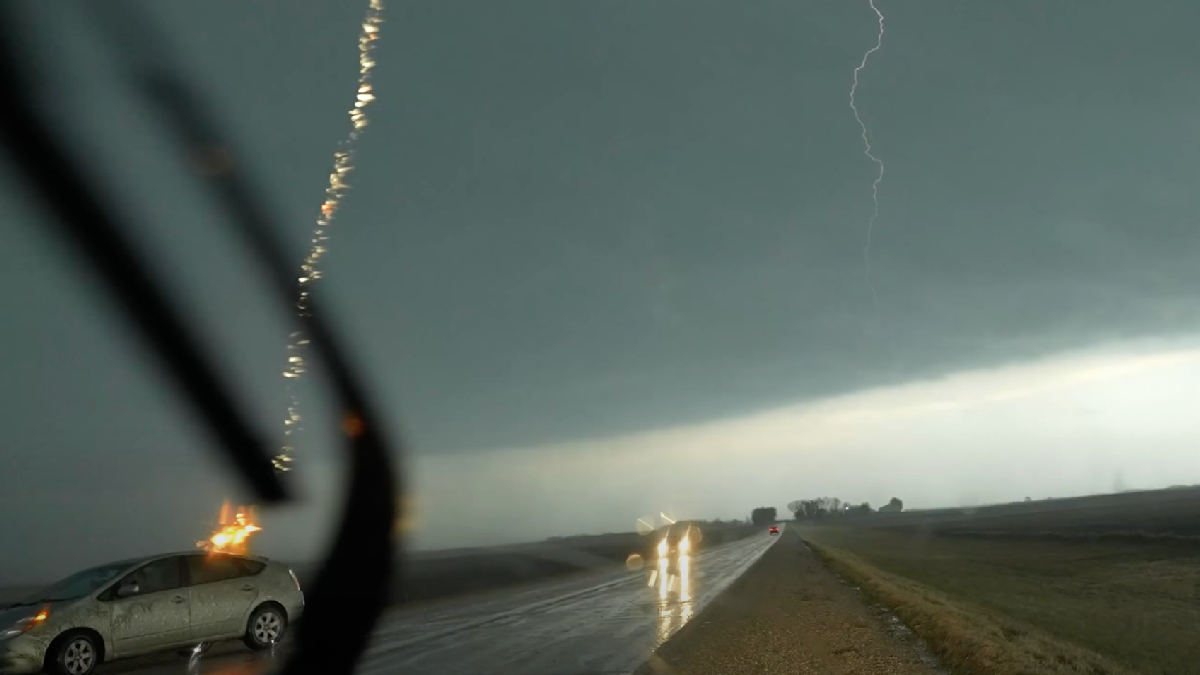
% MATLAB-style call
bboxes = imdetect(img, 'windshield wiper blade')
[0,5,402,675]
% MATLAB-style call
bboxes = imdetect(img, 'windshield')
[5,2,1200,675]
[23,561,135,603]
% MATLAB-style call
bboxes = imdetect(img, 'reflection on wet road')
[651,552,694,650]
[104,528,781,675]
[359,526,778,675]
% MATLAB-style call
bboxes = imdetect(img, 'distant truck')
[750,507,777,525]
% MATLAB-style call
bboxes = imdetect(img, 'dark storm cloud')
[334,0,1200,449]
[3,0,1200,580]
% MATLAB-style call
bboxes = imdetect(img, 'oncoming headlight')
[0,610,48,640]
[656,539,668,557]
[678,536,690,554]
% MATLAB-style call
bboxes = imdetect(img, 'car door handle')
[240,584,255,592]
[172,596,186,603]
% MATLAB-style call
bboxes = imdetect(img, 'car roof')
[96,550,271,569]
[86,555,151,570]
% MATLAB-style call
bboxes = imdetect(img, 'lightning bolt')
[201,2,386,553]
[849,0,885,308]
[274,0,386,472]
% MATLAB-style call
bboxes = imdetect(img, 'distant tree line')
[786,497,903,521]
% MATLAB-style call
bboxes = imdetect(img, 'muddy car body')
[0,551,303,675]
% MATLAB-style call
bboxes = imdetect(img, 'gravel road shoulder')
[635,529,943,675]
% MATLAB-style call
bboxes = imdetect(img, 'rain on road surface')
[104,527,782,675]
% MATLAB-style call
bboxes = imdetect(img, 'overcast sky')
[2,0,1200,582]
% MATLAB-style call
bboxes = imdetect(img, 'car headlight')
[0,610,48,640]
[678,536,690,554]
[656,539,668,557]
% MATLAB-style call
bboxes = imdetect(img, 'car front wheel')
[48,631,99,675]
[243,604,287,650]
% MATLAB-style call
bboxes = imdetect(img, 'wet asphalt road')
[100,528,782,675]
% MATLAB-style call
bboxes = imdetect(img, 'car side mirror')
[116,580,140,598]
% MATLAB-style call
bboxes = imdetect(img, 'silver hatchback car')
[0,551,304,675]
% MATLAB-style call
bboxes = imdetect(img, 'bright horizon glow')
[264,336,1200,557]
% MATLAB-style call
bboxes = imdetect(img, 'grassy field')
[800,525,1200,675]
[868,486,1200,538]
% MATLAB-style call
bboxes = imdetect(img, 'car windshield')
[23,561,135,603]
[7,2,1200,675]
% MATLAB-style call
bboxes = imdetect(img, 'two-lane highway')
[107,527,782,675]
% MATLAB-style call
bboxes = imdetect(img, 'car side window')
[187,554,254,585]
[120,558,182,596]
